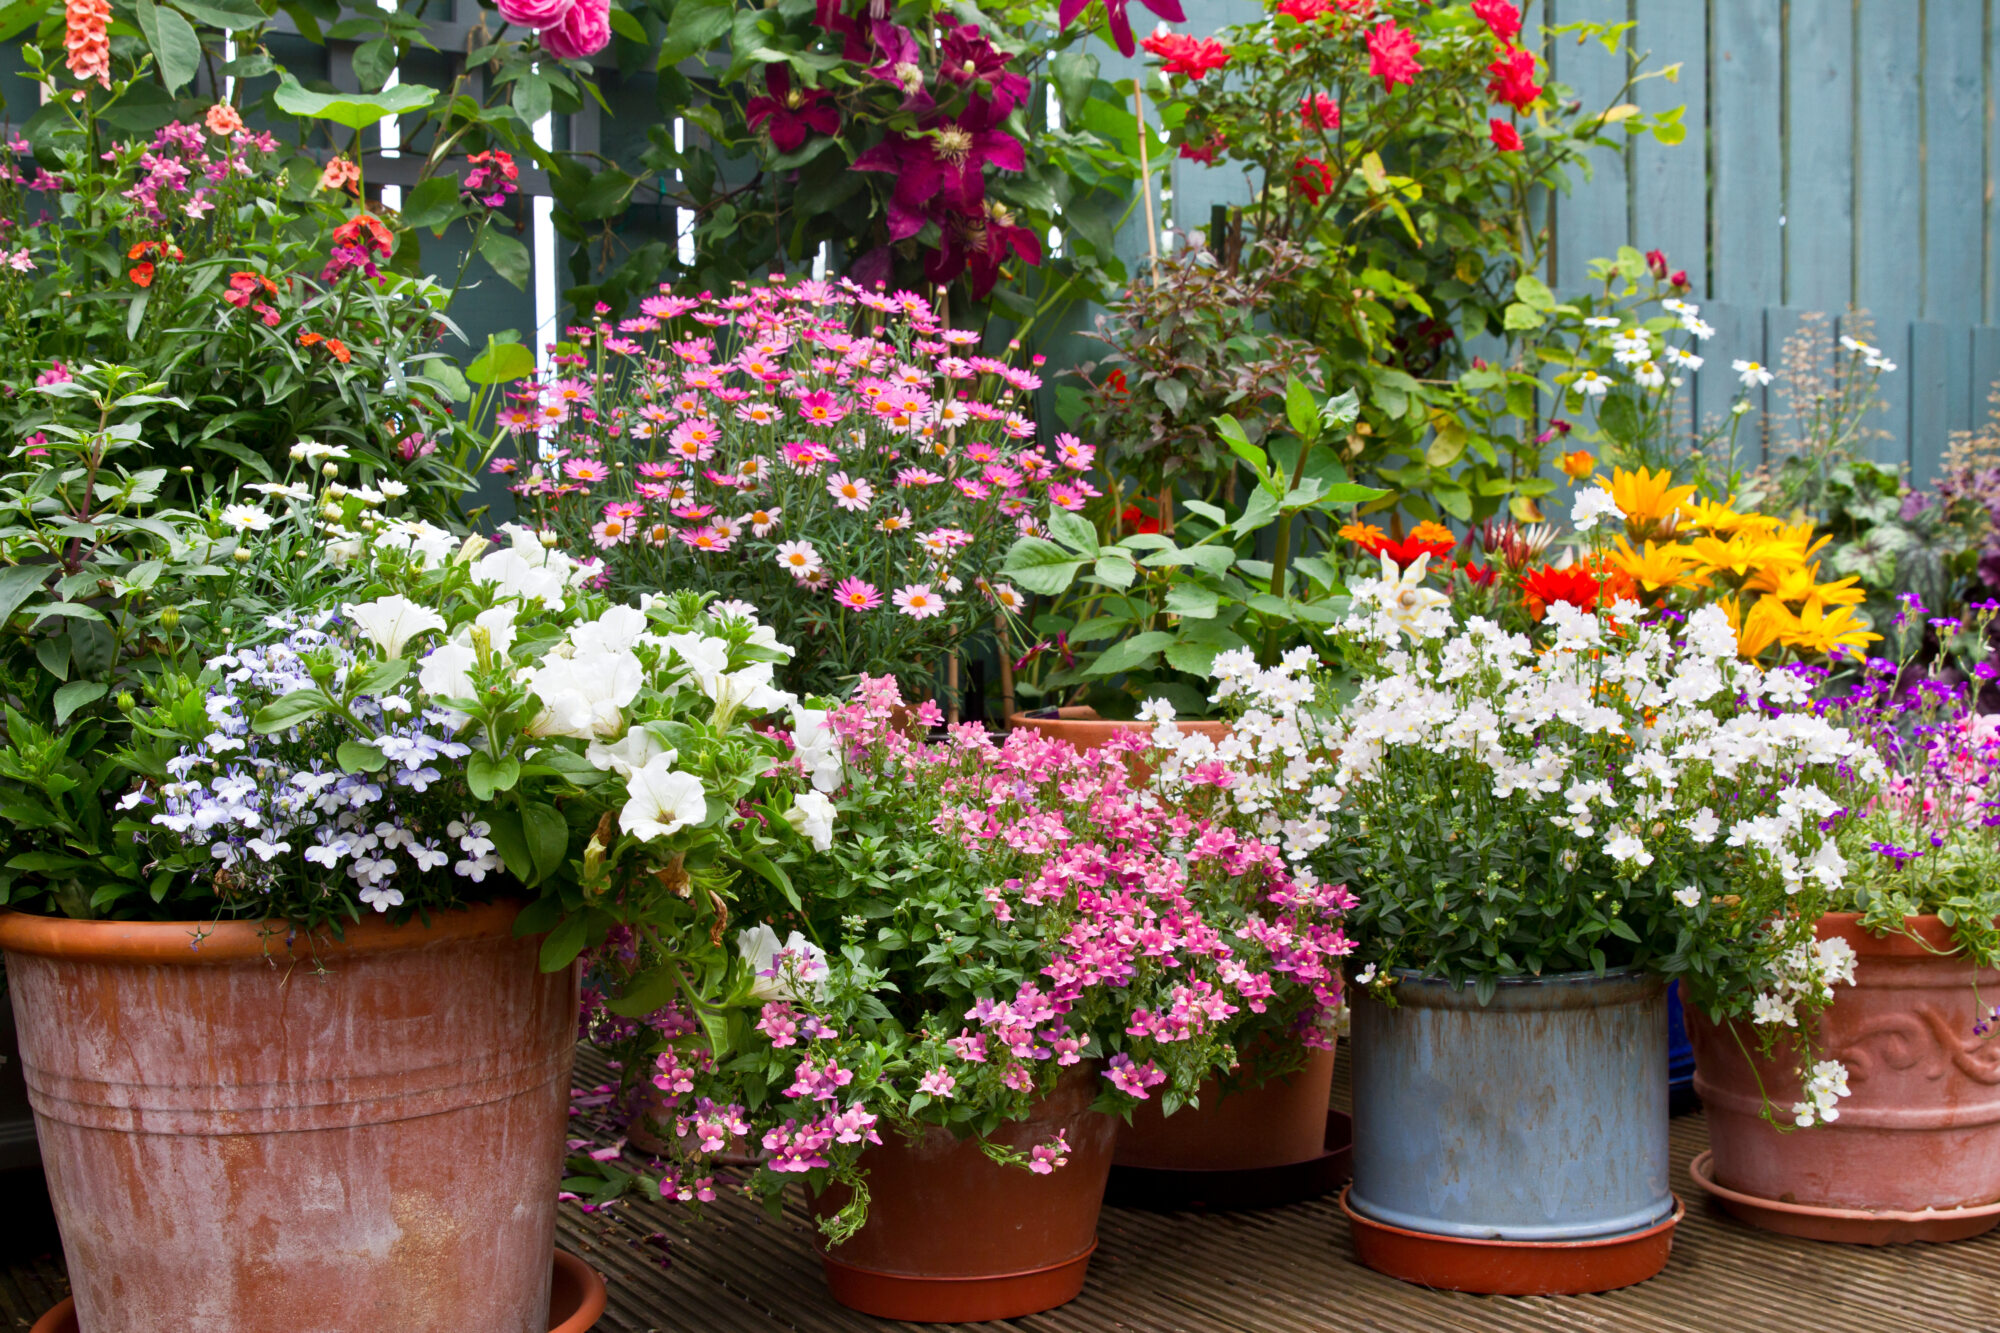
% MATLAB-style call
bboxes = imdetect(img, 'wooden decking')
[3,1046,1993,1332]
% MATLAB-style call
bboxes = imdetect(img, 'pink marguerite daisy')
[892,584,946,620]
[833,577,882,611]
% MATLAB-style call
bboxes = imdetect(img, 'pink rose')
[495,0,573,26]
[540,0,609,59]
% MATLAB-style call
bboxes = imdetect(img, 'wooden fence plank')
[1923,0,1986,325]
[1630,0,1708,291]
[1709,1,1785,306]
[1549,0,1632,288]
[1853,0,1923,330]
[1782,0,1854,310]
[1692,299,1767,468]
[1845,313,1914,473]
[1971,324,2000,442]
[1909,320,1961,484]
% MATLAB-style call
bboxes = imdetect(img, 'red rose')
[1366,20,1422,89]
[1485,45,1540,111]
[1646,249,1669,279]
[1669,269,1689,289]
[1292,156,1336,203]
[1471,0,1521,42]
[1489,118,1523,152]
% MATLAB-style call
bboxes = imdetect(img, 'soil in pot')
[1688,913,2000,1242]
[0,903,577,1333]
[810,1064,1117,1322]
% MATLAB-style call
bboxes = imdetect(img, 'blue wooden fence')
[1161,0,2000,487]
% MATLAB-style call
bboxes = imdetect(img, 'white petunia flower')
[343,595,446,658]
[618,755,709,841]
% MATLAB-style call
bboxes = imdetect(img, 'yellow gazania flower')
[1778,600,1881,656]
[1680,496,1784,536]
[1687,533,1783,581]
[1608,537,1699,592]
[1721,594,1794,660]
[1747,561,1867,609]
[1598,466,1698,530]
[1764,519,1832,568]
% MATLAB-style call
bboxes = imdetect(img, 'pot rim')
[1362,962,1664,1010]
[1817,910,1992,957]
[0,899,527,966]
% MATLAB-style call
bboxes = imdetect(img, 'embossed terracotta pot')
[1689,913,2000,1238]
[0,902,578,1332]
[1007,707,1231,754]
[810,1063,1117,1322]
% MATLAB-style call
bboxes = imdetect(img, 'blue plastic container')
[1666,980,1697,1112]
[1349,967,1674,1242]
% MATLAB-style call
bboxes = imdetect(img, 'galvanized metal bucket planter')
[1344,966,1679,1294]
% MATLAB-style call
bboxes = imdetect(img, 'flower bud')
[322,462,338,478]
[232,547,252,563]
[115,691,135,713]
[159,606,180,631]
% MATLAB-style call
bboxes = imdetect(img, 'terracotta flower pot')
[0,902,579,1332]
[1007,708,1230,785]
[1687,912,2000,1243]
[811,1063,1117,1322]
[1116,1043,1336,1170]
[1108,1043,1347,1211]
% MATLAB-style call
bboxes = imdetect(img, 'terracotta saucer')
[1690,1149,2000,1246]
[32,1249,606,1333]
[1106,1110,1352,1212]
[1340,1187,1684,1295]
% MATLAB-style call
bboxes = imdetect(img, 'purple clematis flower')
[863,21,935,112]
[853,98,1024,241]
[813,0,869,60]
[746,66,840,155]
[1056,0,1184,58]
[927,199,1042,298]
[938,24,1030,114]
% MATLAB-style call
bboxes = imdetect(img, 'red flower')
[1300,93,1340,131]
[1292,156,1335,203]
[224,270,278,310]
[1142,31,1229,79]
[1646,249,1669,279]
[1056,0,1186,59]
[1458,561,1498,588]
[1471,0,1521,42]
[1366,20,1422,89]
[1178,132,1226,165]
[128,261,154,287]
[298,331,324,347]
[334,213,394,256]
[1669,269,1689,289]
[1485,46,1540,111]
[1521,563,1602,620]
[326,339,352,364]
[1274,0,1333,20]
[1103,368,1129,398]
[1489,118,1523,152]
[1121,504,1161,535]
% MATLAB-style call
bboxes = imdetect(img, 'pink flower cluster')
[495,0,610,61]
[493,278,1083,679]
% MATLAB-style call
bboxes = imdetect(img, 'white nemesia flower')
[1570,487,1623,533]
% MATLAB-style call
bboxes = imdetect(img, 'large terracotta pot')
[1008,706,1231,753]
[1116,1043,1336,1171]
[0,902,578,1332]
[1688,912,2000,1243]
[811,1063,1117,1322]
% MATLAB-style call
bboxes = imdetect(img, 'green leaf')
[1001,536,1089,595]
[1084,630,1177,677]
[486,806,532,881]
[351,36,397,91]
[1182,499,1227,527]
[1230,486,1283,536]
[139,0,203,94]
[539,913,590,971]
[1091,552,1136,590]
[273,74,436,130]
[1503,301,1547,332]
[1514,274,1556,311]
[604,963,683,1018]
[739,845,800,910]
[337,739,387,773]
[1141,544,1234,575]
[660,0,732,64]
[251,689,330,733]
[398,175,460,231]
[521,801,567,882]
[52,680,106,725]
[466,338,537,385]
[1049,49,1098,118]
[171,0,267,26]
[467,750,521,802]
[1284,378,1320,442]
[1215,415,1268,476]
[1319,388,1361,432]
[1153,377,1189,416]
[1044,507,1100,556]
[608,5,647,43]
[0,565,49,628]
[349,657,411,696]
[1164,585,1219,619]
[478,230,531,290]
